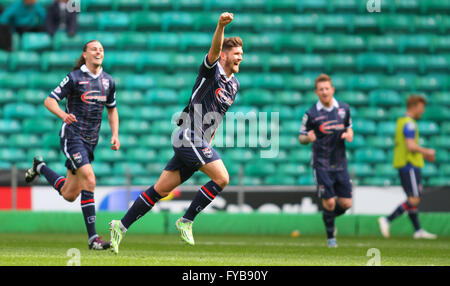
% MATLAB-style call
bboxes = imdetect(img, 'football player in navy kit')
[25,40,120,250]
[299,74,353,248]
[109,12,243,254]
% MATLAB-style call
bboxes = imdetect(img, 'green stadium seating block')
[286,74,315,91]
[91,162,112,177]
[288,149,311,164]
[116,32,149,51]
[112,162,148,176]
[382,74,416,91]
[151,121,176,135]
[179,32,211,52]
[325,54,356,73]
[297,175,315,186]
[240,0,266,12]
[98,177,127,186]
[415,74,448,91]
[3,103,36,119]
[422,106,450,121]
[53,32,84,50]
[85,0,112,12]
[174,0,203,10]
[420,0,450,13]
[356,53,390,73]
[267,54,294,72]
[398,35,433,53]
[418,121,440,136]
[427,177,450,186]
[367,35,398,53]
[376,121,397,136]
[27,148,60,163]
[22,119,54,134]
[276,90,303,107]
[121,74,157,91]
[98,12,130,30]
[337,35,365,53]
[278,163,308,176]
[0,50,8,70]
[440,122,450,135]
[266,0,296,12]
[264,105,295,120]
[391,55,420,74]
[276,33,311,53]
[354,149,386,164]
[295,54,325,73]
[41,51,80,72]
[240,53,266,72]
[255,14,287,32]
[433,35,450,52]
[21,33,52,51]
[240,89,274,106]
[356,107,388,121]
[41,133,60,148]
[348,163,373,177]
[129,12,161,31]
[265,174,297,185]
[374,164,397,179]
[225,149,255,163]
[317,14,353,33]
[422,55,449,73]
[243,33,277,52]
[118,134,139,148]
[9,51,40,71]
[367,136,394,150]
[244,161,276,176]
[348,74,382,91]
[422,164,438,178]
[113,0,149,11]
[346,134,365,150]
[139,135,171,149]
[120,120,151,135]
[95,147,125,162]
[0,148,26,162]
[329,0,358,12]
[204,0,241,11]
[0,89,15,104]
[352,119,377,135]
[369,90,402,107]
[0,119,21,134]
[161,12,195,32]
[156,73,195,90]
[363,177,394,187]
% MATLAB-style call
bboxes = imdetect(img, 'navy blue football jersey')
[299,98,352,171]
[179,54,240,142]
[48,64,116,145]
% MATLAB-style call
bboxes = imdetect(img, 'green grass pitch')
[0,233,449,266]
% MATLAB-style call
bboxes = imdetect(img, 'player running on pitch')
[109,12,243,254]
[25,40,120,250]
[378,95,437,240]
[299,74,354,248]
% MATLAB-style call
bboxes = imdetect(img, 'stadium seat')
[346,134,365,150]
[310,34,338,53]
[356,107,388,121]
[179,32,211,52]
[244,161,276,176]
[295,54,325,73]
[374,164,397,179]
[120,120,151,135]
[117,134,139,148]
[41,51,80,72]
[296,0,327,12]
[354,149,386,164]
[428,177,450,186]
[369,90,402,107]
[0,148,27,163]
[130,12,161,31]
[286,74,315,91]
[356,53,390,73]
[90,162,112,178]
[415,74,448,91]
[104,51,140,72]
[297,175,315,186]
[204,0,241,11]
[27,148,60,163]
[376,121,397,136]
[146,0,174,11]
[98,177,127,186]
[277,163,308,176]
[433,35,450,52]
[21,33,52,51]
[240,89,274,106]
[391,55,420,74]
[287,14,319,32]
[0,119,21,134]
[287,149,311,164]
[348,163,373,177]
[173,0,203,11]
[265,174,297,185]
[243,33,277,53]
[161,12,195,32]
[225,149,255,163]
[367,136,394,150]
[0,50,8,70]
[240,0,266,12]
[276,33,311,53]
[265,105,295,121]
[352,15,380,33]
[81,32,117,49]
[267,54,294,72]
[422,106,450,121]
[98,12,130,30]
[397,35,433,53]
[138,52,171,72]
[255,14,287,32]
[422,164,438,178]
[276,90,303,107]
[266,0,296,12]
[382,74,417,91]
[139,134,171,149]
[112,162,148,176]
[338,35,365,53]
[414,15,440,33]
[325,54,356,73]
[363,177,393,186]
[3,103,36,119]
[22,119,54,134]
[52,32,84,50]
[352,119,377,135]
[421,55,449,73]
[9,51,40,71]
[348,74,383,91]
[417,121,440,136]
[0,89,15,104]
[117,90,144,106]
[317,14,353,34]
[77,12,98,31]
[112,0,149,11]
[122,74,157,91]
[329,0,358,12]
[85,0,113,12]
[420,0,450,13]
[367,35,398,53]
[151,121,176,135]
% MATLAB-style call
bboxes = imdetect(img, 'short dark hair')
[407,95,427,109]
[222,36,243,51]
[314,73,332,89]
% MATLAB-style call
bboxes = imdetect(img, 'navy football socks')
[80,190,98,243]
[322,209,336,239]
[387,201,412,222]
[38,164,65,195]
[121,185,162,230]
[183,180,222,221]
[408,207,421,231]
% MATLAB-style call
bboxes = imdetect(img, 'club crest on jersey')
[215,88,233,106]
[53,86,61,94]
[72,152,82,164]
[338,108,346,119]
[81,90,106,104]
[102,78,109,90]
[202,147,213,159]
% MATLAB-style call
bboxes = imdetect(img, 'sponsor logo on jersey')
[215,88,233,106]
[81,90,106,104]
[78,81,89,85]
[319,120,346,134]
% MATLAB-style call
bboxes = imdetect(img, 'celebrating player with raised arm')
[25,40,120,250]
[299,74,353,248]
[109,12,243,254]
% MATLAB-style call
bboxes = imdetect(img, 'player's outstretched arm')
[207,12,233,64]
[44,97,77,124]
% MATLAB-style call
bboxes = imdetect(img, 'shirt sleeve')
[403,122,416,139]
[299,112,313,135]
[48,74,73,101]
[345,106,352,129]
[105,78,116,109]
[198,54,219,78]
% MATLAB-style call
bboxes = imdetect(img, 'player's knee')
[214,174,229,189]
[408,197,420,206]
[322,199,335,211]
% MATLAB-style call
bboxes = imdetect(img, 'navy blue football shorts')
[165,128,221,183]
[60,137,95,173]
[314,168,353,199]
[399,168,422,197]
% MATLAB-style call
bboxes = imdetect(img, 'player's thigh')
[199,159,229,188]
[399,169,422,199]
[334,170,353,200]
[314,169,335,200]
[154,170,182,197]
